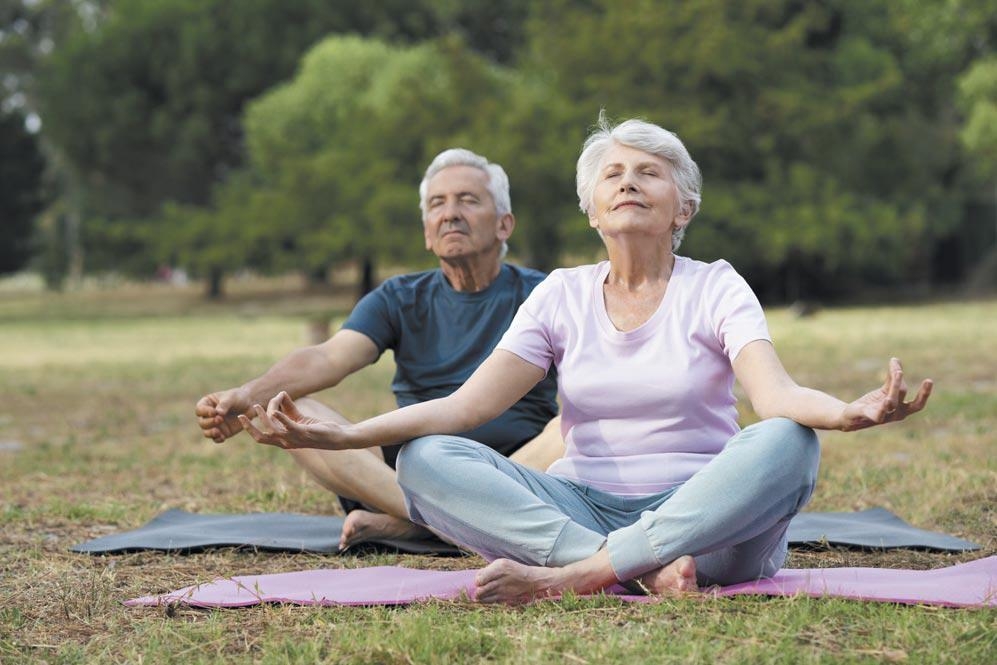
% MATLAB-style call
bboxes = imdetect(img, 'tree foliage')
[37,0,438,218]
[178,34,575,290]
[23,0,997,298]
[0,109,46,274]
[518,0,976,298]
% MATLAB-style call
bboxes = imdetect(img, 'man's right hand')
[195,388,253,443]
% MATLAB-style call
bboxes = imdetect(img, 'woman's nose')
[618,170,638,192]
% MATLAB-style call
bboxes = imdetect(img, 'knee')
[396,435,479,495]
[747,418,821,483]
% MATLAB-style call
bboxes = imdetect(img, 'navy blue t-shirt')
[342,263,559,467]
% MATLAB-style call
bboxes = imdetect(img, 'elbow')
[749,394,789,422]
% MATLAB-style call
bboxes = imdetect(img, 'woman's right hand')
[238,391,353,450]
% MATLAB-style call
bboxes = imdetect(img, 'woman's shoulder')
[547,261,607,284]
[676,255,737,276]
[677,256,746,284]
[523,262,604,306]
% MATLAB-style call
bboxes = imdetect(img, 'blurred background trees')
[3,0,995,301]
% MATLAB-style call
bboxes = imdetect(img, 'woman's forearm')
[341,349,547,449]
[343,395,481,448]
[756,385,847,430]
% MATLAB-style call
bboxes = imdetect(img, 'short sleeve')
[496,273,560,372]
[341,285,397,355]
[708,261,771,361]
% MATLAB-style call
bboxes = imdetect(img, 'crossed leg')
[397,418,820,603]
[285,398,564,550]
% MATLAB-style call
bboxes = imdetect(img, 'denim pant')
[396,417,820,587]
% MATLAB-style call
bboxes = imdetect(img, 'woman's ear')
[674,202,693,229]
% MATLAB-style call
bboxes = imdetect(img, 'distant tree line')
[2,0,995,301]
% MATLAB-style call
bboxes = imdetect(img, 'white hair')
[576,114,702,250]
[418,148,511,259]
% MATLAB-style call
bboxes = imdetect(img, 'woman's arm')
[732,340,932,431]
[239,349,546,450]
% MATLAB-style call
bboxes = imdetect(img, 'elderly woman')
[241,117,932,603]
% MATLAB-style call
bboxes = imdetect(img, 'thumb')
[279,393,303,419]
[215,394,238,416]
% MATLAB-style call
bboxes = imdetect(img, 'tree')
[33,0,439,292]
[184,34,571,296]
[517,0,981,299]
[0,109,45,274]
[38,0,438,218]
[958,56,997,288]
[1,0,107,286]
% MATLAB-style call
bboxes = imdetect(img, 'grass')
[0,280,994,664]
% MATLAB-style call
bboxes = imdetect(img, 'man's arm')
[195,329,380,443]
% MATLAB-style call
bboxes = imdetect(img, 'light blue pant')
[397,418,820,587]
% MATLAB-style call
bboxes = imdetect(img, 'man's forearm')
[242,346,342,405]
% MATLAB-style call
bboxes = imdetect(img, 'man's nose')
[440,198,462,221]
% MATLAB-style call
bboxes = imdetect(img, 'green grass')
[1,283,994,664]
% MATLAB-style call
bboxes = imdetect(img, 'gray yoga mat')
[70,509,461,555]
[786,507,979,551]
[71,506,979,555]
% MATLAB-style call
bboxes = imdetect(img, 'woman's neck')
[603,237,675,290]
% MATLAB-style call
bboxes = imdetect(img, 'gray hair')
[419,148,511,259]
[576,115,702,250]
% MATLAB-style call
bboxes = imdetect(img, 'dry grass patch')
[1,285,994,663]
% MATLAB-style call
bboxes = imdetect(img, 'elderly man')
[196,148,562,548]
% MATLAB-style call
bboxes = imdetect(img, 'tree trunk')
[358,256,376,300]
[205,266,224,299]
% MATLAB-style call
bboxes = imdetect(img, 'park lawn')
[0,283,994,664]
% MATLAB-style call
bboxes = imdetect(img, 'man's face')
[423,165,513,261]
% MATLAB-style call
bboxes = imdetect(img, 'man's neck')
[439,256,503,293]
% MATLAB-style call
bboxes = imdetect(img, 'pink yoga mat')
[127,556,996,609]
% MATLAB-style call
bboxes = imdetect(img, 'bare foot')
[474,559,563,604]
[634,555,698,596]
[339,510,433,550]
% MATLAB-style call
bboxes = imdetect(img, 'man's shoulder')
[502,262,548,288]
[374,268,441,296]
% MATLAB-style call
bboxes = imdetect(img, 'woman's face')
[588,143,690,243]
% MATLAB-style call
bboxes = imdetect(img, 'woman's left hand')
[839,358,933,431]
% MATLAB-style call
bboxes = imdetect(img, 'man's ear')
[497,213,516,241]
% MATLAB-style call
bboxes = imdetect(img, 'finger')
[266,392,285,416]
[907,378,933,413]
[884,358,903,414]
[215,394,238,416]
[238,414,264,439]
[278,392,304,420]
[897,377,909,403]
[271,410,298,430]
[239,414,281,447]
[194,398,216,417]
[252,404,279,433]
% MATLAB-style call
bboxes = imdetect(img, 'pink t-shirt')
[497,256,770,496]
